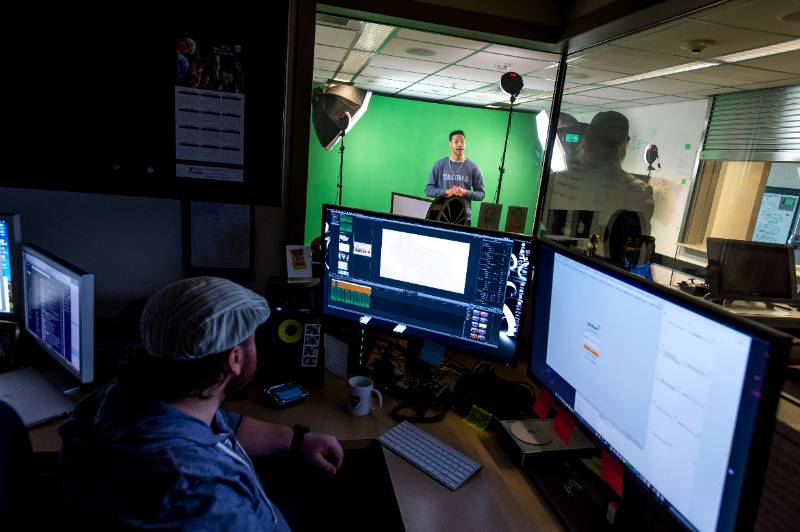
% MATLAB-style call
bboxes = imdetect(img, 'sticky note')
[601,449,624,497]
[533,389,555,420]
[419,340,445,367]
[553,408,575,445]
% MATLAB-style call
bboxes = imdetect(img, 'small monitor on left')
[22,244,94,384]
[0,213,22,318]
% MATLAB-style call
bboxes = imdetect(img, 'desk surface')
[29,365,800,532]
[29,365,563,532]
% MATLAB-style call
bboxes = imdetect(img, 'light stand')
[335,112,351,206]
[495,72,524,204]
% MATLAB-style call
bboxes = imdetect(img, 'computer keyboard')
[378,421,481,490]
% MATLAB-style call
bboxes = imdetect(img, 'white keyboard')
[378,421,482,490]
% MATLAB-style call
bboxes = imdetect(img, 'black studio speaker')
[255,278,324,388]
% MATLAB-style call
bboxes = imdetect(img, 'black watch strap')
[290,423,310,453]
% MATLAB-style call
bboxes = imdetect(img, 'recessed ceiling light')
[494,63,512,71]
[406,48,435,57]
[354,23,395,52]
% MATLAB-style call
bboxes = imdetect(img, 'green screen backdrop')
[304,94,544,244]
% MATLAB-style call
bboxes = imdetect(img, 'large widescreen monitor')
[322,205,531,364]
[529,239,788,531]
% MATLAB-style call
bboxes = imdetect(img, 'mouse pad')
[255,439,405,532]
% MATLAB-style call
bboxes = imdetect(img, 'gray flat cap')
[140,277,270,360]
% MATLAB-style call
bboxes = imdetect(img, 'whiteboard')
[391,193,432,219]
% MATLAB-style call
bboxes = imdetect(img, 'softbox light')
[311,84,372,151]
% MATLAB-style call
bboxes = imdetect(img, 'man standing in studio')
[425,130,485,221]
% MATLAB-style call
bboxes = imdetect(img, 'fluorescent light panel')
[354,23,395,52]
[340,50,373,74]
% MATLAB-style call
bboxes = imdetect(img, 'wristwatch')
[290,423,310,454]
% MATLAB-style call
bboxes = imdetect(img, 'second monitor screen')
[323,206,530,363]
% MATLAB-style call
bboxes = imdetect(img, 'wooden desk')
[29,370,563,531]
[224,374,563,532]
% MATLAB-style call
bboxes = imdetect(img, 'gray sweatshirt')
[425,157,486,217]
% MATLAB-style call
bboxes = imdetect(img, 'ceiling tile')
[457,52,554,74]
[405,83,465,96]
[421,75,488,90]
[734,49,800,75]
[435,65,503,83]
[578,86,660,100]
[315,25,357,48]
[617,77,726,95]
[562,94,621,105]
[483,44,560,62]
[380,38,475,64]
[680,86,742,98]
[692,0,800,37]
[368,54,444,74]
[395,29,486,50]
[669,63,795,85]
[314,58,340,71]
[520,76,561,91]
[451,91,507,103]
[395,89,448,101]
[627,95,695,106]
[562,65,629,84]
[570,46,688,74]
[314,44,347,62]
[312,69,334,80]
[736,76,800,90]
[613,19,790,60]
[353,76,412,90]
[358,66,428,83]
[353,84,399,96]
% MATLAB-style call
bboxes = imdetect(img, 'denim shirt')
[59,379,291,531]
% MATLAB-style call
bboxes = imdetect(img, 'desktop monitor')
[390,192,433,220]
[529,239,789,532]
[21,244,94,383]
[0,213,22,317]
[707,237,797,304]
[322,205,531,364]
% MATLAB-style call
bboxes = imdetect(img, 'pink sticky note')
[533,389,555,420]
[553,408,575,445]
[601,449,624,497]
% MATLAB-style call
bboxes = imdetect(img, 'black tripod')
[494,95,516,204]
[336,131,346,206]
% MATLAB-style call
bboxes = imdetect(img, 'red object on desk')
[533,389,554,420]
[553,408,575,444]
[601,449,624,497]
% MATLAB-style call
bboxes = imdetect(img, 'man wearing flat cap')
[59,277,343,530]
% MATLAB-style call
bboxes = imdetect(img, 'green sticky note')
[463,404,493,431]
[684,143,691,150]
[681,178,687,185]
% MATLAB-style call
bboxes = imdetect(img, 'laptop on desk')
[0,367,76,427]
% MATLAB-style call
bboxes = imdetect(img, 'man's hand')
[300,432,344,475]
[445,187,468,197]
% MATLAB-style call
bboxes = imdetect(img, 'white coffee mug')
[346,376,383,416]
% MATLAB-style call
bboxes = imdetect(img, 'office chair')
[0,400,63,530]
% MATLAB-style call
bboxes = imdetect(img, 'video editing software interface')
[531,242,775,532]
[323,207,530,362]
[23,249,83,374]
[0,219,14,314]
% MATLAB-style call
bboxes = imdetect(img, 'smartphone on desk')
[264,382,309,408]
